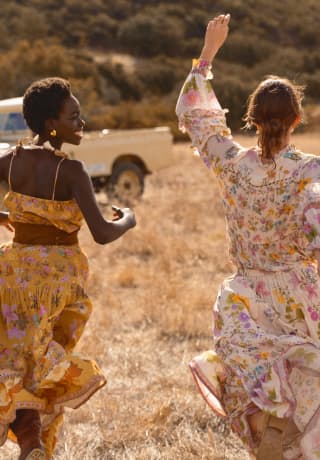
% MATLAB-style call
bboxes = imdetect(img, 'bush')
[117,13,184,57]
[98,61,143,101]
[221,33,273,67]
[136,60,178,95]
[89,96,177,134]
[87,14,118,48]
[0,40,101,101]
[214,76,253,130]
[1,5,48,46]
[301,71,320,101]
[253,47,305,80]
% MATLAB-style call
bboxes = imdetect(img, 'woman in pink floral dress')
[177,13,320,460]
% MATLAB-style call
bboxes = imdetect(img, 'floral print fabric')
[4,190,83,233]
[177,63,320,459]
[0,191,106,458]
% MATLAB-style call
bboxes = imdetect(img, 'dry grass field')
[1,133,320,460]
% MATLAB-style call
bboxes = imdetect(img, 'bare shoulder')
[63,158,86,172]
[60,158,93,198]
[61,158,88,179]
[0,148,15,163]
[0,148,15,180]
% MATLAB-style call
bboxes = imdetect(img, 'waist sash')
[13,222,79,246]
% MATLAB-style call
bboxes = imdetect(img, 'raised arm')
[176,14,241,171]
[66,159,136,244]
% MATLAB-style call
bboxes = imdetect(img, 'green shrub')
[221,33,273,67]
[301,71,320,100]
[117,13,184,57]
[136,60,177,95]
[98,61,143,101]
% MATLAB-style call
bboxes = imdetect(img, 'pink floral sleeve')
[176,59,240,170]
[301,157,320,250]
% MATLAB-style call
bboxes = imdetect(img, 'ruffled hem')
[189,351,226,417]
[0,355,106,458]
[189,341,320,459]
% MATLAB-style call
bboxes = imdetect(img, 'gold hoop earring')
[50,129,57,137]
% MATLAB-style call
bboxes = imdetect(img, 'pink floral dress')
[176,60,320,459]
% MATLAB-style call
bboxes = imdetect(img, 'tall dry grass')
[1,133,319,459]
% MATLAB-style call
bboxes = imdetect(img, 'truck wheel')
[107,162,144,205]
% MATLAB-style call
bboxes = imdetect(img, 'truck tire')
[107,162,144,205]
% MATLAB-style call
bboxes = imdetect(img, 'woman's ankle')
[19,443,44,460]
[10,409,42,456]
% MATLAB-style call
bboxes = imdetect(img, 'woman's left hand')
[0,212,14,232]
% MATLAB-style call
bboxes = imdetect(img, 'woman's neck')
[271,132,291,155]
[36,135,62,150]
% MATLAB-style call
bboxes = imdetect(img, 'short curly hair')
[23,77,71,135]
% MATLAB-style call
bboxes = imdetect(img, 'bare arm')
[199,14,230,63]
[67,160,136,244]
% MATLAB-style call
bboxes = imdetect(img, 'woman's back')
[3,146,73,201]
[213,143,320,271]
[2,146,83,234]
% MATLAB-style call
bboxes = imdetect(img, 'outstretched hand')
[112,205,123,221]
[111,205,136,228]
[200,14,230,62]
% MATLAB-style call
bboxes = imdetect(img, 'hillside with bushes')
[1,0,320,137]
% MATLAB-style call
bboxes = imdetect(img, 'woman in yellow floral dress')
[177,13,320,460]
[0,77,135,460]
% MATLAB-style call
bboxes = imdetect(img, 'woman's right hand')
[200,14,231,62]
[112,205,136,228]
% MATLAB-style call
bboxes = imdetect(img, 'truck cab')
[0,97,29,150]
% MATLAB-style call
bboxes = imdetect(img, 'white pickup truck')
[0,97,173,204]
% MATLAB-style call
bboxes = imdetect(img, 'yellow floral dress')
[177,61,320,459]
[0,190,106,458]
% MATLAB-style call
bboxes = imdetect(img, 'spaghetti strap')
[52,157,65,200]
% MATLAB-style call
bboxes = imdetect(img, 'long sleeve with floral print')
[175,60,240,170]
